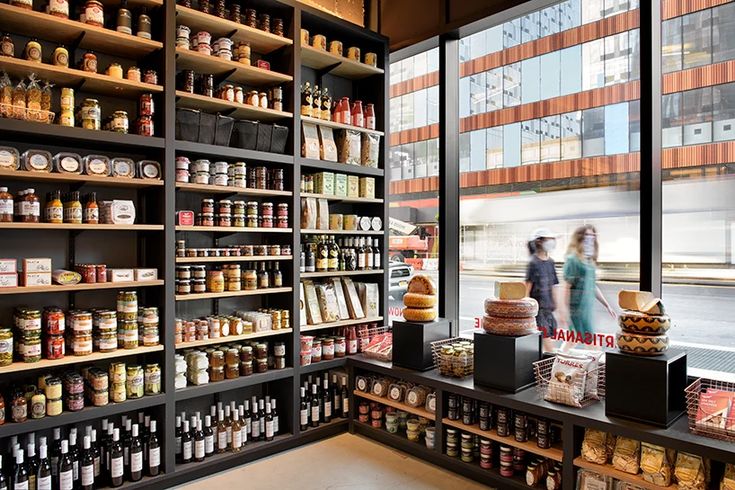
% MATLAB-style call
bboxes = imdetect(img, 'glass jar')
[107,63,123,79]
[322,338,335,360]
[0,329,12,366]
[46,397,62,416]
[111,110,128,134]
[66,393,84,412]
[144,363,161,395]
[12,391,27,423]
[127,66,141,82]
[126,365,144,398]
[210,367,224,382]
[84,0,104,26]
[80,98,101,130]
[225,364,239,379]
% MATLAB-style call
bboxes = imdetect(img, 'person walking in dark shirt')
[525,228,560,351]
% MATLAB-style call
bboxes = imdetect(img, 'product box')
[100,200,136,225]
[358,282,380,318]
[318,126,338,162]
[107,269,135,282]
[315,283,339,322]
[335,173,347,197]
[0,273,18,288]
[347,175,359,198]
[341,277,365,319]
[331,277,351,320]
[134,268,158,281]
[299,283,307,326]
[177,210,194,226]
[359,177,375,198]
[0,259,16,273]
[301,123,320,159]
[21,272,51,287]
[302,280,323,325]
[313,172,335,195]
[23,258,52,273]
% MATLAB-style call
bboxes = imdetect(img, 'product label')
[131,451,143,472]
[407,391,418,405]
[274,416,279,434]
[59,469,73,490]
[93,456,101,476]
[300,409,308,426]
[194,439,205,459]
[81,464,94,486]
[111,456,123,478]
[149,447,160,468]
[87,158,106,175]
[311,405,319,423]
[251,422,259,439]
[15,481,29,490]
[0,198,12,215]
[324,401,332,418]
[217,431,227,450]
[29,154,49,170]
[83,208,98,223]
[232,431,242,449]
[204,435,214,454]
[241,428,248,444]
[226,426,232,445]
[37,475,52,490]
[59,156,78,172]
[63,206,82,223]
[20,201,40,217]
[342,397,349,415]
[182,441,192,460]
[265,421,274,439]
[0,339,11,354]
[85,4,103,23]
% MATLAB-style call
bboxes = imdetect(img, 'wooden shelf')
[0,57,163,97]
[176,47,293,86]
[0,4,163,57]
[301,192,383,204]
[175,140,294,164]
[176,182,292,197]
[298,157,384,177]
[573,458,676,489]
[301,270,384,278]
[0,223,163,231]
[0,345,164,375]
[175,368,294,401]
[0,169,163,188]
[301,229,383,235]
[175,286,292,301]
[176,91,293,122]
[176,225,292,233]
[0,280,164,295]
[442,419,563,462]
[175,6,293,53]
[175,328,293,349]
[300,316,383,333]
[301,45,383,80]
[176,255,292,264]
[300,115,383,136]
[98,0,162,8]
[353,390,435,421]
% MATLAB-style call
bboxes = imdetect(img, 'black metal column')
[639,0,663,296]
[439,33,460,334]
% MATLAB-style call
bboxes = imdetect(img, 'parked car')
[389,259,413,300]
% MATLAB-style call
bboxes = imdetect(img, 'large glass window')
[582,39,605,90]
[682,87,713,146]
[604,103,629,155]
[561,111,582,159]
[486,68,503,111]
[559,0,581,31]
[605,32,630,85]
[582,107,605,156]
[662,17,682,73]
[713,3,735,64]
[560,45,582,96]
[503,63,522,107]
[662,92,683,148]
[469,73,486,115]
[521,57,541,104]
[470,130,487,171]
[504,18,521,48]
[682,10,712,69]
[487,127,504,168]
[503,122,522,167]
[522,12,540,44]
[540,115,562,162]
[713,83,735,142]
[540,52,561,100]
[521,119,541,165]
[582,0,604,24]
[539,5,559,38]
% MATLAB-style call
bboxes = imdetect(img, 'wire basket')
[685,377,735,442]
[430,337,474,378]
[1,104,55,124]
[359,325,392,362]
[533,356,606,408]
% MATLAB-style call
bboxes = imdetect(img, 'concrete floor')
[179,433,488,490]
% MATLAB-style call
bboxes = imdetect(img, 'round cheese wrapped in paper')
[402,307,437,322]
[482,315,537,336]
[484,297,539,319]
[403,292,437,308]
[616,331,669,356]
[618,310,670,335]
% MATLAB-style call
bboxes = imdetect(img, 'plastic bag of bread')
[301,197,317,229]
[611,437,640,475]
[640,442,673,486]
[576,469,611,490]
[336,129,361,164]
[360,133,380,167]
[544,353,593,407]
[721,463,735,490]
[316,198,329,230]
[581,428,609,464]
[675,452,708,490]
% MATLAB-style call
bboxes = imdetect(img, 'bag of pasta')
[581,428,608,464]
[611,437,640,475]
[640,443,674,486]
[675,452,708,490]
[721,463,735,490]
[0,72,12,119]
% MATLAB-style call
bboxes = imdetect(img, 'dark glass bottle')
[174,416,183,463]
[58,442,72,490]
[250,398,260,442]
[322,377,332,423]
[109,429,123,488]
[203,416,214,458]
[68,430,79,488]
[270,399,279,435]
[129,425,143,482]
[181,420,192,464]
[0,455,8,490]
[341,378,350,418]
[80,436,94,490]
[15,449,29,490]
[50,429,62,482]
[242,401,252,442]
[193,419,205,462]
[90,430,101,481]
[258,400,265,442]
[332,374,342,418]
[36,445,51,490]
[264,403,274,442]
[147,420,160,477]
[310,384,320,428]
[25,443,38,490]
[122,419,132,479]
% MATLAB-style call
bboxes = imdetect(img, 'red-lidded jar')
[139,93,154,115]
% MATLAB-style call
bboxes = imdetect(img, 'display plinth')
[392,318,451,371]
[473,331,541,393]
[605,349,687,428]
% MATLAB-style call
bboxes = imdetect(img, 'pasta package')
[721,463,735,490]
[336,129,361,164]
[331,277,350,320]
[640,443,673,486]
[581,428,608,464]
[318,125,338,162]
[303,280,323,325]
[576,469,611,490]
[300,197,317,229]
[675,452,708,490]
[301,122,320,159]
[315,282,340,322]
[316,198,329,230]
[341,277,365,319]
[612,437,641,475]
[360,133,380,167]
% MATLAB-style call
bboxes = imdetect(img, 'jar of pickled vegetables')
[126,365,144,399]
[0,329,12,366]
[144,363,161,395]
[80,98,101,130]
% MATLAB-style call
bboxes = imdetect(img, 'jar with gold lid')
[80,98,101,130]
[83,0,104,27]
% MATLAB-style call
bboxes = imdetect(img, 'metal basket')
[359,325,392,362]
[1,104,55,124]
[685,377,735,442]
[533,356,606,408]
[430,337,474,378]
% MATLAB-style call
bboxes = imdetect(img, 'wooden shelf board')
[176,255,292,264]
[300,316,383,333]
[174,140,294,164]
[300,115,383,136]
[0,57,162,97]
[176,47,292,86]
[0,4,163,57]
[98,0,162,8]
[0,280,164,295]
[442,418,563,462]
[175,182,292,196]
[175,286,292,301]
[175,6,293,53]
[0,345,164,375]
[301,229,383,235]
[573,458,677,489]
[176,91,293,121]
[354,390,435,421]
[298,157,384,177]
[301,45,383,80]
[175,328,293,349]
[300,192,383,203]
[0,223,163,231]
[301,269,384,278]
[176,226,292,233]
[0,169,163,187]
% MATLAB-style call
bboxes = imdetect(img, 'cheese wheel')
[618,290,655,311]
[484,298,539,319]
[403,292,437,308]
[482,315,537,336]
[407,274,437,295]
[494,281,526,300]
[402,307,437,322]
[616,331,669,356]
[618,311,670,335]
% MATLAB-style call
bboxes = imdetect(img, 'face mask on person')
[542,239,556,253]
[582,235,595,257]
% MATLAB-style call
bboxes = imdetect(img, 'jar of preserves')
[256,358,268,373]
[107,63,123,79]
[11,0,33,9]
[193,278,206,293]
[110,110,128,133]
[243,269,257,290]
[139,93,154,115]
[143,69,158,84]
[30,391,46,419]
[84,0,104,27]
[52,45,69,67]
[144,363,161,395]
[136,116,154,136]
[72,333,92,356]
[0,34,14,58]
[119,320,138,349]
[12,391,27,423]
[46,397,62,416]
[24,39,42,63]
[44,378,62,399]
[0,329,11,366]
[110,382,126,403]
[95,331,117,353]
[225,363,239,379]
[19,335,41,363]
[127,66,141,82]
[89,389,108,407]
[81,98,101,130]
[177,280,191,294]
[210,367,224,382]
[66,393,84,412]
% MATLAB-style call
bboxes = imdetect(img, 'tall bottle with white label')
[193,419,205,462]
[58,442,72,490]
[80,436,94,490]
[148,420,160,477]
[36,445,51,490]
[203,416,215,458]
[109,428,124,488]
[129,425,143,482]
[231,411,243,452]
[14,449,29,490]
[181,420,192,464]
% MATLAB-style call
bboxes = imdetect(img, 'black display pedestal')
[474,331,542,393]
[392,318,451,371]
[605,349,687,428]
